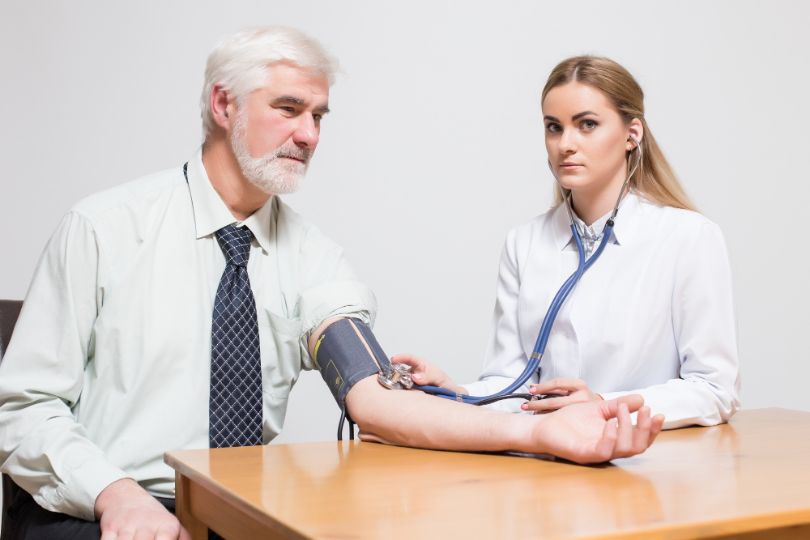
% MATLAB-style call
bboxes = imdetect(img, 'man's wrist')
[501,412,547,454]
[94,478,146,519]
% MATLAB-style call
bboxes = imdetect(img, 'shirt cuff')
[38,459,129,521]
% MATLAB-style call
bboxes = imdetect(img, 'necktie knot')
[216,224,253,267]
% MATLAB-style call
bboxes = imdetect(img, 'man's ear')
[210,84,235,131]
[626,118,644,151]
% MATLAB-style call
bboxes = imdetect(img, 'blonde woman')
[395,56,740,429]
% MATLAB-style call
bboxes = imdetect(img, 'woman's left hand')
[522,378,603,413]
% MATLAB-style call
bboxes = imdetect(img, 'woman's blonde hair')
[542,56,695,211]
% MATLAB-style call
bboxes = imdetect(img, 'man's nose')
[293,114,319,149]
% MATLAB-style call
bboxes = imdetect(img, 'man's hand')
[526,395,664,463]
[95,478,190,540]
[390,354,468,395]
[523,377,602,413]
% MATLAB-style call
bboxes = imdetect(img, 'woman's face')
[542,81,640,199]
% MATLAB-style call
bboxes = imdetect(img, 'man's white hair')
[200,26,338,137]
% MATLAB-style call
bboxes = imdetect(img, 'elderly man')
[0,27,663,540]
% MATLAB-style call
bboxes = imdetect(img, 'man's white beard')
[229,112,310,195]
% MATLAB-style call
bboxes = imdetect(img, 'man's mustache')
[274,146,311,164]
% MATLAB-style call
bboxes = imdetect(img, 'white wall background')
[1,0,808,444]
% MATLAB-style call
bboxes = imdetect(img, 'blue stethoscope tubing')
[415,136,642,405]
[414,220,614,404]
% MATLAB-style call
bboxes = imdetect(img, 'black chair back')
[0,300,23,360]
[0,299,23,539]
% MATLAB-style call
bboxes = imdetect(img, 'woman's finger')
[390,354,422,366]
[530,378,586,394]
[522,396,572,412]
[529,386,571,397]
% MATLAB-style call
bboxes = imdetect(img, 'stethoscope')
[410,135,644,406]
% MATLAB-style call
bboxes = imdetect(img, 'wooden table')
[165,408,810,539]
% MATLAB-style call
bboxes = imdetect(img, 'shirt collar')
[552,191,645,251]
[185,148,275,254]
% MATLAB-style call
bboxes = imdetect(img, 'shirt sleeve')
[462,228,532,412]
[601,220,741,429]
[296,227,377,371]
[0,212,129,520]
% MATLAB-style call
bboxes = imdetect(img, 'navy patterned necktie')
[210,224,263,448]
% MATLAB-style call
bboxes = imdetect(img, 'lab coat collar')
[552,191,644,251]
[186,148,275,254]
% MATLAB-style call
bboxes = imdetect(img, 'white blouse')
[462,192,740,429]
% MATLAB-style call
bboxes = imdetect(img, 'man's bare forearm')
[346,376,537,453]
[308,318,536,453]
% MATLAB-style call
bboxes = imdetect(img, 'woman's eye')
[545,123,561,133]
[581,119,598,130]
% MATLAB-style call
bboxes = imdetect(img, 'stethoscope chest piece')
[378,363,414,390]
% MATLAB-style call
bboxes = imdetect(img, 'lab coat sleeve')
[461,228,532,412]
[0,212,129,520]
[601,220,741,429]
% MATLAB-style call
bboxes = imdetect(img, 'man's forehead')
[263,62,329,100]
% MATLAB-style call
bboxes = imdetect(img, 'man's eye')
[313,113,323,123]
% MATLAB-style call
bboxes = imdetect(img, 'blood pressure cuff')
[312,317,392,406]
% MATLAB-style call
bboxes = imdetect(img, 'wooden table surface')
[165,408,810,539]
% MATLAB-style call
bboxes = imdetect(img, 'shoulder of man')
[69,164,186,225]
[274,197,345,256]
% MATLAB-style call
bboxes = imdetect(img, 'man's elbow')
[344,375,386,432]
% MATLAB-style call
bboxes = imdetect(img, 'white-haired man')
[0,27,663,539]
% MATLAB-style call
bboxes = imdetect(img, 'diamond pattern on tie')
[210,224,263,448]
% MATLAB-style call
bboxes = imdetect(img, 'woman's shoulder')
[499,205,565,259]
[508,205,561,238]
[637,195,725,244]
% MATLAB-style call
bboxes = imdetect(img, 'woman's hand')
[390,354,468,395]
[523,377,603,413]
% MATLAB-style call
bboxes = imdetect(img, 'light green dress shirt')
[0,150,376,520]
